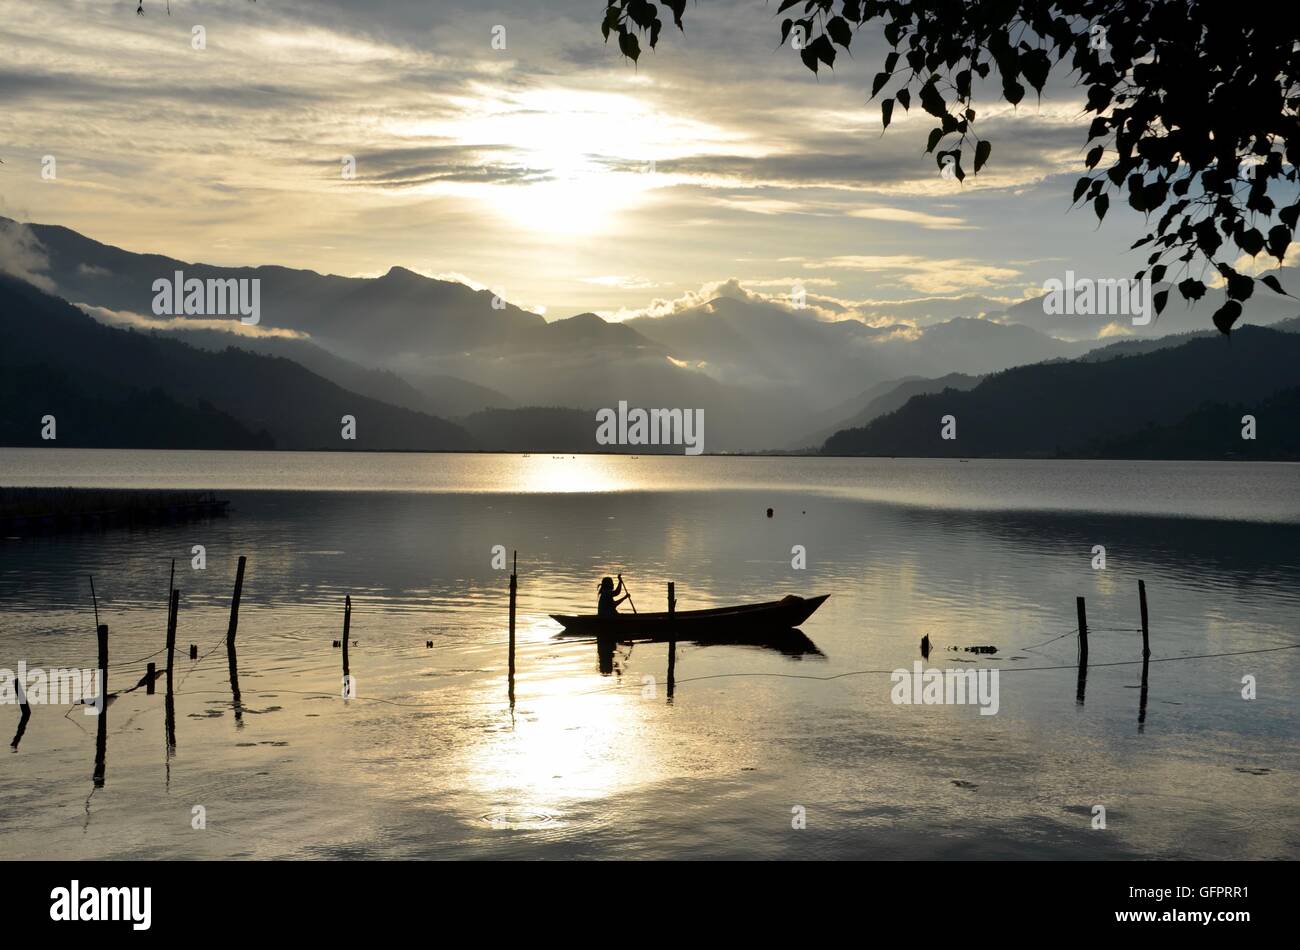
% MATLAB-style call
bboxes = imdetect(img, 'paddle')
[619,573,637,614]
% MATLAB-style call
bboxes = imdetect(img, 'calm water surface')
[1,450,1297,859]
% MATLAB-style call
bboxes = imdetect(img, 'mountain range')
[2,217,1298,458]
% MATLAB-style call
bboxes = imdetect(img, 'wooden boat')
[551,593,829,637]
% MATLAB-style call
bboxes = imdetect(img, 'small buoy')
[426,640,433,648]
[765,507,773,518]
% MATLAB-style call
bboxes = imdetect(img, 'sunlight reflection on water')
[0,451,1297,859]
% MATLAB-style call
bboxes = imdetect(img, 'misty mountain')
[0,276,475,451]
[88,318,512,418]
[627,297,1094,415]
[21,220,547,360]
[457,407,601,453]
[13,220,812,449]
[804,373,983,448]
[406,373,516,417]
[997,269,1300,340]
[822,326,1300,459]
[16,216,1291,453]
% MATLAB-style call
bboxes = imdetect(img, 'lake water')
[1,450,1298,859]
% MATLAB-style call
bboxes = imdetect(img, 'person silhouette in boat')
[598,575,630,617]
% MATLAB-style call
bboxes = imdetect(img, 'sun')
[391,86,735,237]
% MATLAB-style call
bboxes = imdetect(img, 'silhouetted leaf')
[919,80,945,117]
[1260,274,1290,296]
[1085,85,1111,112]
[1225,272,1254,301]
[1236,227,1264,256]
[618,30,640,62]
[1266,224,1291,262]
[881,98,894,130]
[1212,299,1242,335]
[1021,49,1050,93]
[826,16,852,49]
[812,34,835,68]
[662,0,686,30]
[974,139,991,173]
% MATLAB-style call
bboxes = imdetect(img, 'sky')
[0,0,1291,329]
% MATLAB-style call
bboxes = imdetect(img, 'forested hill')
[0,276,475,451]
[822,327,1300,460]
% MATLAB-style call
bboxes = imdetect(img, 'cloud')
[1210,245,1300,286]
[76,303,308,339]
[848,292,1018,326]
[847,207,975,230]
[0,220,56,292]
[796,255,1022,294]
[1097,321,1135,338]
[0,0,1172,321]
[581,275,661,289]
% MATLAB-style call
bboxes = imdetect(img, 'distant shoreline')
[1,446,1296,464]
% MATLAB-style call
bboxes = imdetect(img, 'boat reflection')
[561,627,824,676]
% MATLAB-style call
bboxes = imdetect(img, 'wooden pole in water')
[93,623,108,787]
[1138,580,1150,659]
[97,623,108,701]
[10,677,32,749]
[1075,596,1089,704]
[166,589,178,690]
[508,552,517,698]
[166,589,178,750]
[342,595,351,680]
[226,555,246,648]
[667,582,677,701]
[146,662,156,695]
[1076,596,1089,662]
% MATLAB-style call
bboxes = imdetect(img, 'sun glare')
[516,454,625,493]
[390,87,735,236]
